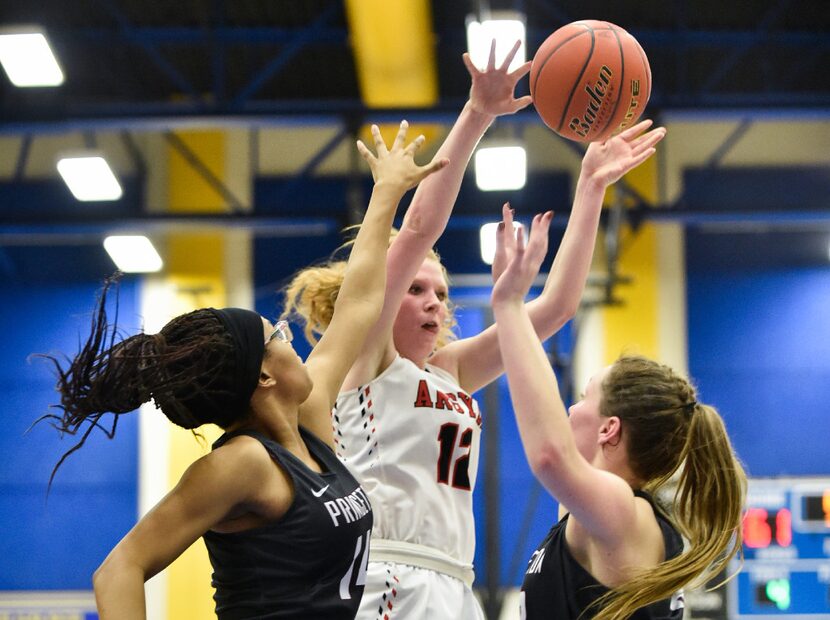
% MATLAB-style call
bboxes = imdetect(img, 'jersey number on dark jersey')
[339,531,370,600]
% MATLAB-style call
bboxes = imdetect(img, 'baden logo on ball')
[530,20,652,143]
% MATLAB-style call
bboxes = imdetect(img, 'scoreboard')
[729,477,830,618]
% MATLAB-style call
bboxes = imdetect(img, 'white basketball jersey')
[333,355,482,563]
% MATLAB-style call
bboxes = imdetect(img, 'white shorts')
[357,561,485,620]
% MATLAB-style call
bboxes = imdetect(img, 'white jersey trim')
[369,538,475,587]
[338,354,459,398]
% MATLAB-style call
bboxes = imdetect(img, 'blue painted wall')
[4,210,828,595]
[0,279,140,589]
[687,232,830,477]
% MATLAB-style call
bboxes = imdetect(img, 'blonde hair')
[282,228,458,348]
[590,356,746,620]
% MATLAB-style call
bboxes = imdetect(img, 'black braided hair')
[35,274,242,489]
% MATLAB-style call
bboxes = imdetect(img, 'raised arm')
[300,122,447,442]
[343,40,533,388]
[435,120,666,393]
[490,215,636,545]
[528,120,667,336]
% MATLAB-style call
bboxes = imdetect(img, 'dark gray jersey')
[521,490,684,619]
[203,427,373,619]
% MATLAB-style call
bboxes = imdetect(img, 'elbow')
[399,206,442,240]
[93,548,145,593]
[551,298,580,327]
[93,555,115,593]
[534,295,580,340]
[527,442,567,484]
[560,298,580,323]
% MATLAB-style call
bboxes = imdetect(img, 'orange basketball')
[530,20,651,142]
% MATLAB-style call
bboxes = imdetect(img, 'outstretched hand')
[492,202,521,283]
[357,121,449,192]
[491,209,553,306]
[463,39,533,117]
[581,119,667,187]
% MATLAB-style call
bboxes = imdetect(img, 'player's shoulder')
[208,434,276,480]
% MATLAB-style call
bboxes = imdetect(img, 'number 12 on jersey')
[436,422,473,490]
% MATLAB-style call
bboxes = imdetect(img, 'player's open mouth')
[422,322,439,333]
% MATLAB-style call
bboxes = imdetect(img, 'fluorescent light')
[475,146,527,191]
[480,221,523,265]
[466,12,526,72]
[57,155,123,201]
[0,28,64,87]
[104,236,163,273]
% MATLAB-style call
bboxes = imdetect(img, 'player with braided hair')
[38,122,447,620]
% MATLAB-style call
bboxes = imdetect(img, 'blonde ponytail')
[591,358,747,619]
[281,228,458,347]
[282,261,347,345]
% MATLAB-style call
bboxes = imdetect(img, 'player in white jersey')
[334,355,483,614]
[284,36,667,618]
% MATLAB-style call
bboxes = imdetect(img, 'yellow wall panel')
[345,0,437,107]
[163,131,229,619]
[602,223,659,363]
[168,131,226,213]
[601,153,661,364]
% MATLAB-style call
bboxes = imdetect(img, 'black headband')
[208,308,265,413]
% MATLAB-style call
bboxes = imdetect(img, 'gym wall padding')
[0,278,140,589]
[687,252,830,477]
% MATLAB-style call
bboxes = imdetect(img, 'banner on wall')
[0,591,96,620]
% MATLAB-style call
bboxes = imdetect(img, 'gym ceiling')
[0,0,828,281]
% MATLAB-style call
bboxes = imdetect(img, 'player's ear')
[598,416,622,447]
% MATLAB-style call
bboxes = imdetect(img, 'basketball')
[530,20,651,142]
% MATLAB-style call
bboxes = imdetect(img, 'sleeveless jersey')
[333,355,482,564]
[521,490,684,619]
[203,427,373,620]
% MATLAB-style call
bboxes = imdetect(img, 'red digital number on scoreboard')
[743,507,792,548]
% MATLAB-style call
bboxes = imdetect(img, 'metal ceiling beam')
[231,4,343,107]
[4,105,830,137]
[95,0,201,103]
[4,209,829,241]
[271,124,353,208]
[72,26,347,45]
[704,118,755,168]
[700,0,795,94]
[162,131,246,214]
[4,86,827,130]
[13,135,32,182]
[0,216,339,242]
